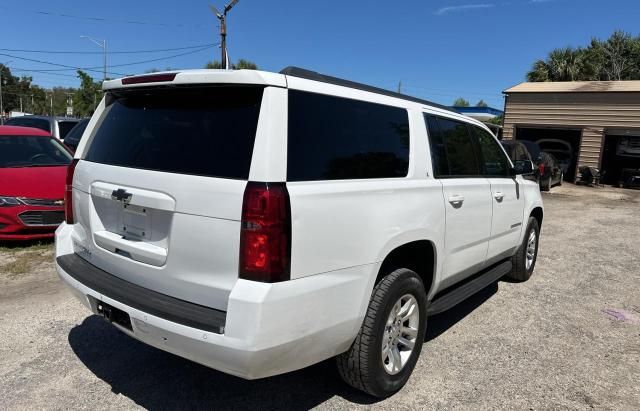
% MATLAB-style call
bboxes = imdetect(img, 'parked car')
[538,151,563,191]
[0,125,73,240]
[62,118,90,152]
[616,136,640,157]
[500,140,537,180]
[536,139,573,175]
[4,115,80,140]
[55,68,543,398]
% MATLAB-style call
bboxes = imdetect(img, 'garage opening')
[601,133,640,186]
[515,127,581,181]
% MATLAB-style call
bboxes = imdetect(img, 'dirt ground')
[1,184,639,410]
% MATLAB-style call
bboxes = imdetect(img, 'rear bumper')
[55,223,375,379]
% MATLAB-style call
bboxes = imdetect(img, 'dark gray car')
[3,115,80,140]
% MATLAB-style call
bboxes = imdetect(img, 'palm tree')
[527,60,551,82]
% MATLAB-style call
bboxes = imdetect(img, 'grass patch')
[0,242,54,277]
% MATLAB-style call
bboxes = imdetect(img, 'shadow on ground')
[68,282,498,410]
[0,238,54,249]
[69,316,376,410]
[426,282,498,341]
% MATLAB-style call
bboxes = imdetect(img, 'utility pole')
[209,0,240,69]
[397,81,402,94]
[19,96,22,113]
[81,35,107,81]
[50,94,53,117]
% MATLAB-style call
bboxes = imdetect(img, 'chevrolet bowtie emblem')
[111,189,132,204]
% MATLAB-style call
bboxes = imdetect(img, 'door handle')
[448,195,465,207]
[494,192,505,202]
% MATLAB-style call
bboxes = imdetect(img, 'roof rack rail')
[279,66,456,114]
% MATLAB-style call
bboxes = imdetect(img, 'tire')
[540,177,551,192]
[506,216,540,282]
[336,268,428,398]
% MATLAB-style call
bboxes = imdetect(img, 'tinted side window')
[424,114,449,177]
[438,118,480,177]
[472,126,511,177]
[287,90,410,181]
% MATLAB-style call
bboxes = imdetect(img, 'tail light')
[538,162,545,176]
[239,182,291,282]
[65,159,79,224]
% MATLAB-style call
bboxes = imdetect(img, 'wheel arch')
[530,206,543,227]
[376,240,437,299]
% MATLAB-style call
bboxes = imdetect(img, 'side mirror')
[514,160,534,175]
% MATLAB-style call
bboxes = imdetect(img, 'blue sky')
[0,0,637,108]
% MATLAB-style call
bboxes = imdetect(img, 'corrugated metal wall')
[502,92,640,168]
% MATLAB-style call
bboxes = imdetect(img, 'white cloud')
[435,4,496,16]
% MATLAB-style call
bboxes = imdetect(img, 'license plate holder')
[96,300,133,331]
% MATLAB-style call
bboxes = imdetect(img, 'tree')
[486,114,504,126]
[452,97,470,107]
[205,59,258,70]
[73,71,102,117]
[475,100,489,107]
[526,31,640,82]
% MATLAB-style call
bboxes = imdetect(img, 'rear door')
[470,125,524,263]
[425,115,492,289]
[71,85,265,311]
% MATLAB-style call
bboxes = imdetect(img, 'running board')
[427,260,512,316]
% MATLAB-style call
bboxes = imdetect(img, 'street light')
[209,0,240,69]
[80,35,107,81]
[0,60,13,121]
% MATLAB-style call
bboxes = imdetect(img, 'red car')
[0,125,73,240]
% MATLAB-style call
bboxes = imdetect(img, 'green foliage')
[73,71,102,117]
[205,59,258,70]
[527,31,640,82]
[452,97,470,107]
[486,114,504,126]
[475,99,488,107]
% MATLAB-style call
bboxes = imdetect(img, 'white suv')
[55,67,543,398]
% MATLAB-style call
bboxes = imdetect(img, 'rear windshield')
[0,136,72,168]
[4,117,51,132]
[84,86,264,179]
[58,121,80,139]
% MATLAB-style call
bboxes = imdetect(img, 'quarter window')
[287,90,410,181]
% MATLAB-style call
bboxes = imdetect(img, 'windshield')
[4,117,51,132]
[0,136,73,168]
[85,86,263,179]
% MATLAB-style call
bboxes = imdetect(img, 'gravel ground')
[1,184,639,410]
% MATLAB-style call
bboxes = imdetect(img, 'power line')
[0,45,214,76]
[0,43,219,55]
[10,68,79,78]
[0,6,207,29]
